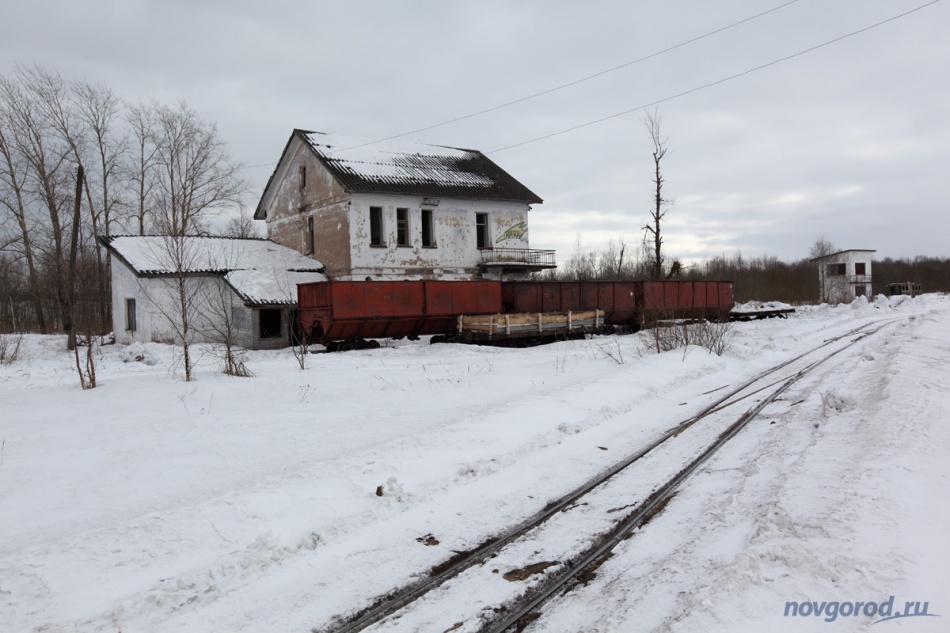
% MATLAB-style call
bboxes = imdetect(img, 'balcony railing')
[479,248,557,269]
[849,274,873,284]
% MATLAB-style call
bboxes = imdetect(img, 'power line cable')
[488,0,941,154]
[328,0,802,155]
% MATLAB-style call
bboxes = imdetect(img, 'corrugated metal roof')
[299,131,543,204]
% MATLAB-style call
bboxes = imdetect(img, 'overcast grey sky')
[2,0,947,263]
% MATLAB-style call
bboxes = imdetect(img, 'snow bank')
[1,294,948,632]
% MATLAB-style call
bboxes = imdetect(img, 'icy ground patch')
[1,295,948,632]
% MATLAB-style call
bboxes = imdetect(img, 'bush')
[645,318,734,357]
[0,332,23,365]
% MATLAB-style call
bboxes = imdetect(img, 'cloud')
[3,0,947,263]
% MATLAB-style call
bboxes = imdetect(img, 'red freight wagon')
[640,280,734,322]
[297,280,502,348]
[503,280,734,330]
[502,281,639,328]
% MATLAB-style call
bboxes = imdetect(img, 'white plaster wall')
[111,260,250,346]
[346,193,531,280]
[110,259,140,344]
[818,251,874,303]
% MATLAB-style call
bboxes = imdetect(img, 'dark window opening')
[125,298,136,332]
[370,206,383,246]
[259,309,282,339]
[396,208,409,246]
[826,263,846,276]
[421,209,435,247]
[855,285,867,297]
[476,212,488,249]
[299,165,306,193]
[307,216,315,255]
[855,262,866,275]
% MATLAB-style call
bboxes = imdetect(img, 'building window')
[396,208,409,246]
[826,263,846,276]
[259,309,282,339]
[370,206,383,246]
[125,298,136,332]
[854,262,866,275]
[305,216,315,255]
[855,285,867,297]
[421,209,435,247]
[299,165,306,193]
[476,212,489,249]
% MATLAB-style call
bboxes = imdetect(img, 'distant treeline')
[538,241,950,305]
[696,254,950,304]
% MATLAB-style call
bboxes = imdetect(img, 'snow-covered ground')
[1,294,947,632]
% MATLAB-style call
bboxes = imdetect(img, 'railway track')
[319,318,901,633]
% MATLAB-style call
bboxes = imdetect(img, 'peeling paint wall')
[345,193,530,281]
[262,138,352,276]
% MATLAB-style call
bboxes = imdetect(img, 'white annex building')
[811,249,875,304]
[254,130,555,281]
[101,236,327,350]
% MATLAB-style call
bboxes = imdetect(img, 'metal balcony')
[479,248,557,272]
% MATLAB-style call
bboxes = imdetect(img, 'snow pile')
[732,300,795,312]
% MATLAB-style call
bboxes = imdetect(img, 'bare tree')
[71,230,100,389]
[192,246,252,377]
[0,68,251,340]
[151,100,248,237]
[135,235,209,381]
[135,102,248,379]
[73,79,125,325]
[642,109,671,280]
[221,206,263,239]
[563,234,598,280]
[810,236,838,303]
[808,236,836,260]
[124,102,159,235]
[0,83,48,332]
[0,66,74,339]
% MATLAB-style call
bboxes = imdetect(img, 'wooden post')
[65,165,84,351]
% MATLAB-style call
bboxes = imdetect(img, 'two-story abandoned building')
[254,130,555,281]
[811,249,876,303]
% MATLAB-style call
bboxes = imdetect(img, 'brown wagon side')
[297,280,503,348]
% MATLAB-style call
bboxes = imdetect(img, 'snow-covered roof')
[809,249,877,262]
[257,130,543,215]
[101,236,327,306]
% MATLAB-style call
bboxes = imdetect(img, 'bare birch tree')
[124,102,159,235]
[140,103,246,380]
[192,245,252,377]
[135,235,209,381]
[151,100,247,237]
[0,67,74,339]
[73,79,125,325]
[0,86,48,332]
